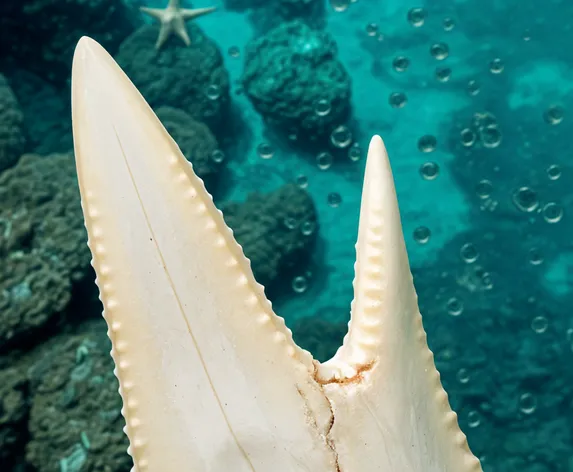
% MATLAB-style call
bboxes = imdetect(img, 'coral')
[116,25,231,136]
[155,107,223,192]
[224,0,325,32]
[242,21,351,145]
[0,74,26,173]
[5,69,72,155]
[221,183,318,291]
[0,153,89,351]
[26,320,130,472]
[0,361,29,467]
[0,0,140,85]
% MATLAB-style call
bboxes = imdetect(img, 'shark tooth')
[71,36,483,472]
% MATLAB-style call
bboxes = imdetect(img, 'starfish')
[71,36,483,472]
[140,0,216,50]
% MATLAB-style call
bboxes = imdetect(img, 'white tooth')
[317,136,482,472]
[72,36,335,472]
[72,36,482,472]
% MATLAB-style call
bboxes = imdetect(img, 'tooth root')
[72,36,336,471]
[317,136,482,471]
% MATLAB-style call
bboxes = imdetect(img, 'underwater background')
[0,0,572,470]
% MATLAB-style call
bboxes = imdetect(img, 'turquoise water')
[0,0,572,470]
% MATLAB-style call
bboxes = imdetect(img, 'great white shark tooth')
[71,36,483,472]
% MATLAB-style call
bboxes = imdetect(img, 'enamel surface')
[71,36,483,472]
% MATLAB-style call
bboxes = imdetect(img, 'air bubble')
[327,192,342,207]
[475,179,493,199]
[531,316,548,333]
[330,125,352,148]
[460,128,476,147]
[460,243,479,263]
[467,80,480,96]
[430,42,449,60]
[301,221,316,236]
[546,164,561,180]
[544,105,564,125]
[348,143,362,161]
[257,143,274,159]
[519,393,537,415]
[295,174,308,189]
[407,7,426,27]
[489,58,504,74]
[418,135,437,153]
[443,17,455,31]
[365,23,379,36]
[413,226,431,244]
[389,92,407,108]
[392,56,410,72]
[314,98,332,117]
[420,162,439,180]
[446,297,464,316]
[211,149,225,163]
[480,125,502,148]
[292,276,308,293]
[316,152,333,170]
[435,67,451,82]
[330,0,350,12]
[512,187,539,212]
[542,202,563,223]
[205,84,221,100]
